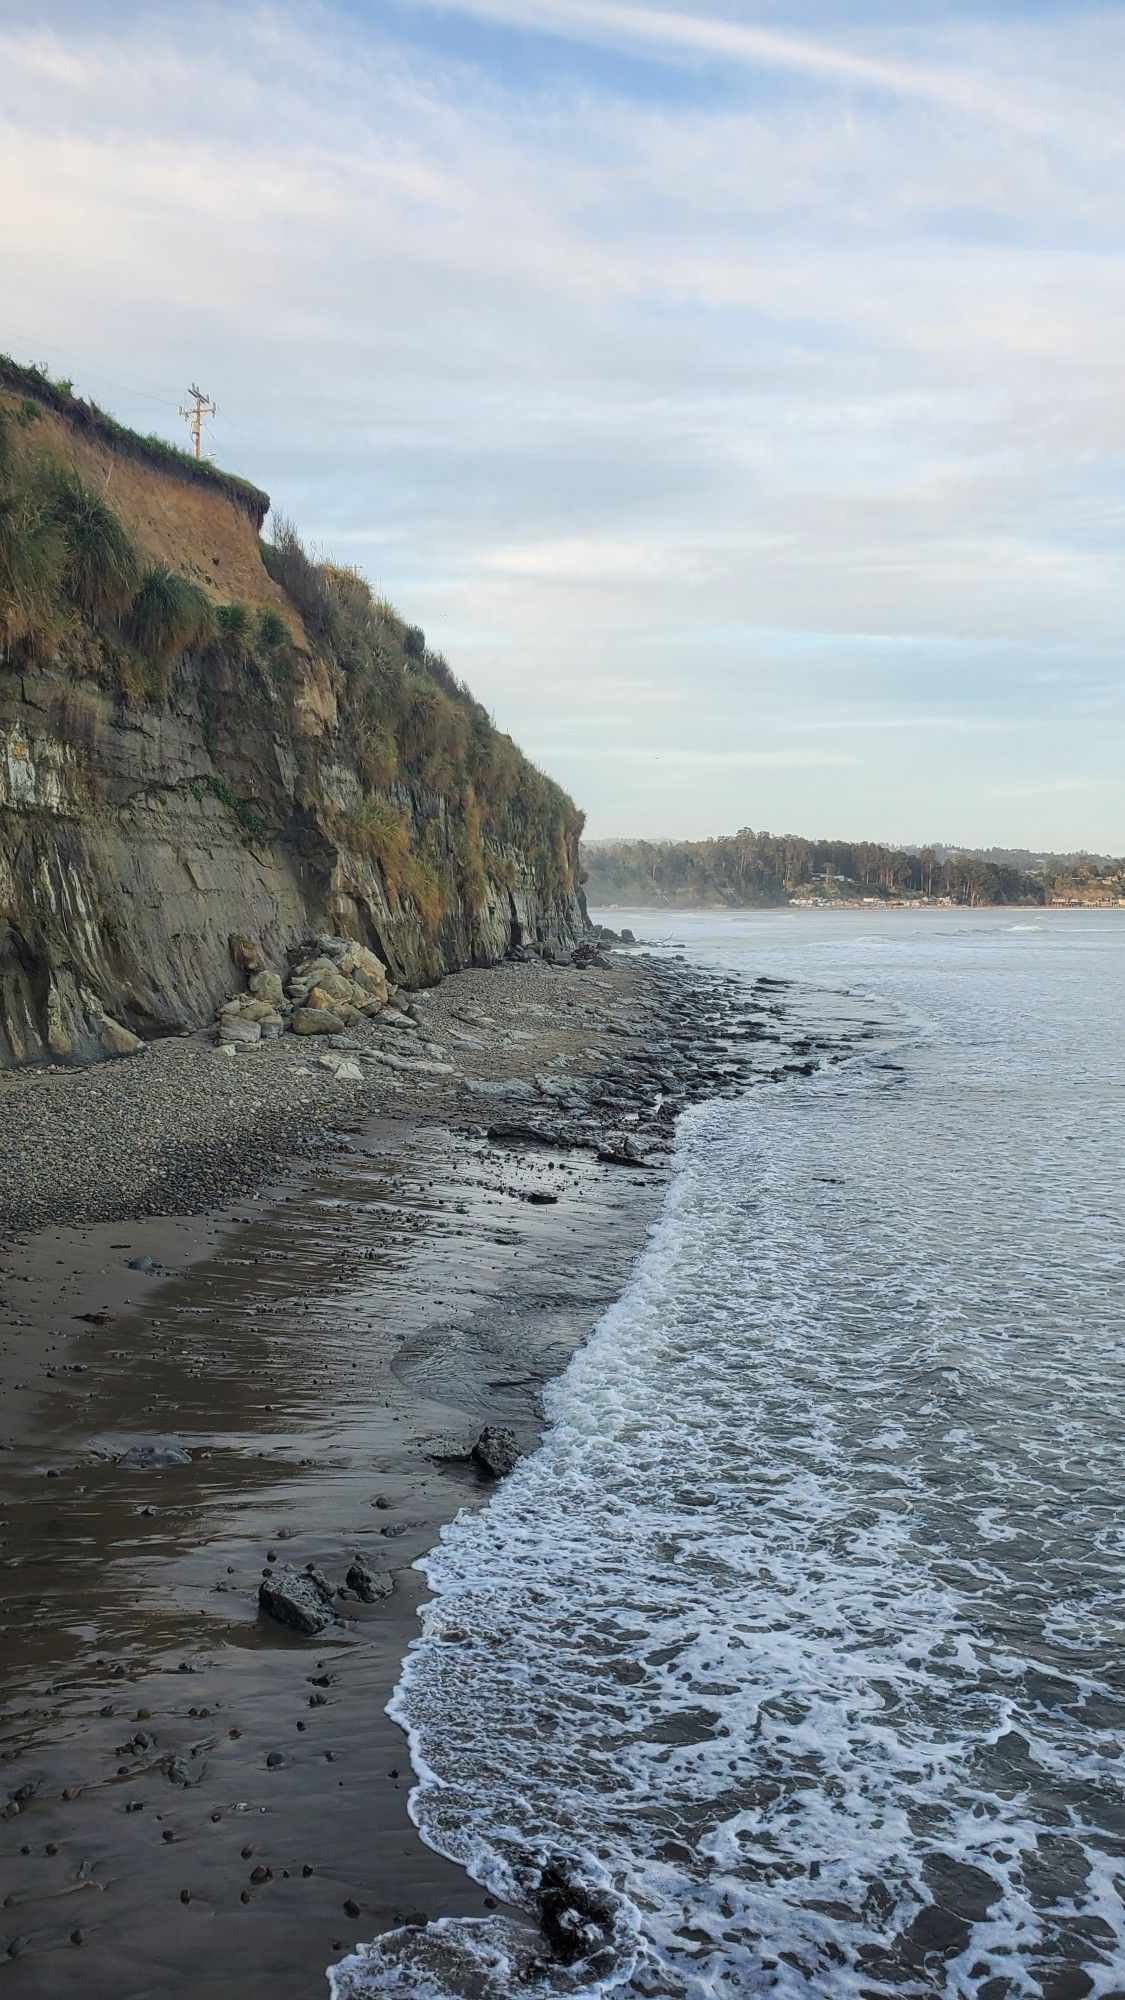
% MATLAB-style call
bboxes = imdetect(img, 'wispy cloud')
[0,1,1122,846]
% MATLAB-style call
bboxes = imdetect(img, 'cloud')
[412,0,1046,126]
[0,1,1122,848]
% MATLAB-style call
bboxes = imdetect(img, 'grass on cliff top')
[0,356,270,527]
[0,410,245,706]
[0,395,584,917]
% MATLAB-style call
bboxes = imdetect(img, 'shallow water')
[332,911,1125,2000]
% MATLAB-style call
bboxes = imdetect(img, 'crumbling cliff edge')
[0,359,586,1067]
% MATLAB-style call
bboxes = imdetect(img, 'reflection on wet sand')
[1,1120,661,1999]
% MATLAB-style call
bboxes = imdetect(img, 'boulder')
[472,1426,524,1480]
[229,933,265,980]
[291,1005,345,1036]
[218,1017,262,1047]
[345,1558,394,1603]
[258,1569,335,1635]
[249,969,285,1005]
[338,946,388,1002]
[317,1053,363,1081]
[100,1014,144,1058]
[306,983,347,1013]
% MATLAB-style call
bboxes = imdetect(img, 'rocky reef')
[0,361,586,1066]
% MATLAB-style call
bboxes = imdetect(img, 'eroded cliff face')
[0,386,585,1067]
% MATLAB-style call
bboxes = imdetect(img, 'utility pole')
[179,384,216,460]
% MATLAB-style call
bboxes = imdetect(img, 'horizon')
[580,832,1122,861]
[3,0,1124,849]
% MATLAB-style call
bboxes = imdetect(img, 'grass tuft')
[46,467,139,618]
[127,565,215,669]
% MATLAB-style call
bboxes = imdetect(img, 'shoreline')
[0,949,801,1997]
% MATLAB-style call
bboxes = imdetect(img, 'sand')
[0,949,788,1997]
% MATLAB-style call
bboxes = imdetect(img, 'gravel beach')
[0,945,808,1998]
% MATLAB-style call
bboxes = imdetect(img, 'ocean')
[331,909,1125,2000]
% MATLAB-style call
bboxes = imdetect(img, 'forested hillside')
[583,831,1043,908]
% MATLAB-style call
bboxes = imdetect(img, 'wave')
[330,935,1125,1999]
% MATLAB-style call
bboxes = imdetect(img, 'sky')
[1,0,1123,849]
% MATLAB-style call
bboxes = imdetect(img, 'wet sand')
[0,1115,666,1997]
[0,950,795,1997]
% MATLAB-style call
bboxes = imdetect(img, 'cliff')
[0,361,585,1067]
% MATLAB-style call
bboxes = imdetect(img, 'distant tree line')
[582,831,1045,908]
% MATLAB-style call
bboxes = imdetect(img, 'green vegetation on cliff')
[0,356,269,522]
[0,388,582,940]
[583,832,1044,908]
[0,367,585,1063]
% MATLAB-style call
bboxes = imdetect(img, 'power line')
[178,383,216,460]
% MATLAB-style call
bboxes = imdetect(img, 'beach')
[0,946,788,1997]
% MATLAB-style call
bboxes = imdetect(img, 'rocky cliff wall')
[0,377,585,1067]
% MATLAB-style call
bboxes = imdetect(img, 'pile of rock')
[215,934,390,1051]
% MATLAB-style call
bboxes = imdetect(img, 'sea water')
[331,911,1125,2000]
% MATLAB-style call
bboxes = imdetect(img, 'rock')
[218,1017,262,1047]
[305,983,342,1012]
[535,1857,620,1969]
[317,1052,363,1081]
[258,1569,336,1635]
[248,969,285,1005]
[100,1014,144,1058]
[472,1426,524,1479]
[127,1254,156,1272]
[167,1751,205,1788]
[619,929,636,945]
[291,1006,345,1036]
[366,1048,456,1076]
[571,943,609,970]
[265,1750,286,1769]
[345,1558,394,1603]
[597,1136,656,1168]
[229,933,265,980]
[117,1441,191,1469]
[239,998,280,1024]
[464,1077,537,1101]
[337,942,388,990]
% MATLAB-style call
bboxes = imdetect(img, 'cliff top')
[0,356,270,529]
